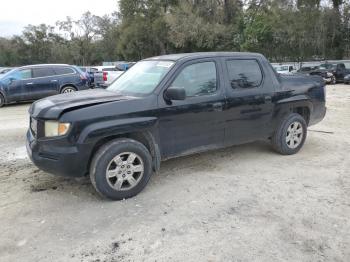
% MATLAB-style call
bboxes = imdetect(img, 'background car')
[0,64,89,107]
[344,74,350,84]
[93,65,125,88]
[309,63,350,84]
[273,65,296,75]
[297,66,319,75]
[0,67,14,75]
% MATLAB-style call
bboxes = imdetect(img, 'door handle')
[26,82,34,85]
[51,80,58,82]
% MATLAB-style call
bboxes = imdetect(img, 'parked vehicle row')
[26,52,327,200]
[275,62,350,85]
[0,64,89,107]
[309,63,350,84]
[0,61,137,107]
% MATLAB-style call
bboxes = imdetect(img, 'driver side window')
[172,61,217,97]
[4,69,31,84]
[19,69,32,79]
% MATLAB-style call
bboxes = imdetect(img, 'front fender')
[77,117,158,144]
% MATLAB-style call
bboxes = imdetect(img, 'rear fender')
[274,95,313,126]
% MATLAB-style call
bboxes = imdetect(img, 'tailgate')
[94,72,105,85]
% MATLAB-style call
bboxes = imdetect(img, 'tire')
[271,113,307,155]
[90,138,153,200]
[60,86,77,94]
[331,76,337,85]
[0,94,5,107]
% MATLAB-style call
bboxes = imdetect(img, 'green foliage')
[0,0,350,66]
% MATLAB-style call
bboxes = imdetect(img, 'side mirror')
[164,86,186,101]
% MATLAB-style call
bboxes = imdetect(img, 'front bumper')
[26,130,90,177]
[324,77,332,84]
[94,83,108,89]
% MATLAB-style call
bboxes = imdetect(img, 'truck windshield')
[107,60,174,96]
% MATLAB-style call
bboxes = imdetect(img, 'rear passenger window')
[226,60,263,89]
[172,62,217,97]
[33,68,55,78]
[54,67,75,75]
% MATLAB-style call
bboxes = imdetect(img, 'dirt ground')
[0,84,349,262]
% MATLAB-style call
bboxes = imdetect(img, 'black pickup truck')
[26,52,326,200]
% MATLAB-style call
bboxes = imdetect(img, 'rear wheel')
[271,113,307,155]
[0,94,5,107]
[90,138,153,200]
[61,86,76,94]
[331,76,337,85]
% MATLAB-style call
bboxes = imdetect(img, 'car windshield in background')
[107,60,174,96]
[319,64,336,70]
[0,69,20,81]
[274,66,289,71]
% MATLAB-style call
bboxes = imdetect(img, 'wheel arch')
[274,97,313,129]
[60,84,77,92]
[0,90,6,103]
[87,131,161,174]
[292,106,310,125]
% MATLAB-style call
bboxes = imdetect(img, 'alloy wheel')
[105,152,144,191]
[286,121,303,149]
[62,88,75,93]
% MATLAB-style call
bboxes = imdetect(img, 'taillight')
[103,72,108,81]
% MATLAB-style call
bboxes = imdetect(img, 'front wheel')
[0,94,5,107]
[271,113,307,155]
[90,138,153,200]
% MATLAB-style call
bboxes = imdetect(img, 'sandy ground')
[0,84,349,262]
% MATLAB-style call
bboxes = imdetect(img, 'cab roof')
[20,64,71,69]
[145,52,264,62]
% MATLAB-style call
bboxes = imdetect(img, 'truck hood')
[29,89,133,119]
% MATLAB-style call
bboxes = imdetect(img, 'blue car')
[0,64,89,107]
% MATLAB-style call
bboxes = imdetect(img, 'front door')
[6,68,32,102]
[158,59,226,158]
[222,58,275,145]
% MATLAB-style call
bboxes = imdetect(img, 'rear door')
[31,67,59,99]
[222,58,275,145]
[53,66,78,89]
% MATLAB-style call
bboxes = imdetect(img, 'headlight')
[44,121,70,137]
[326,72,333,77]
